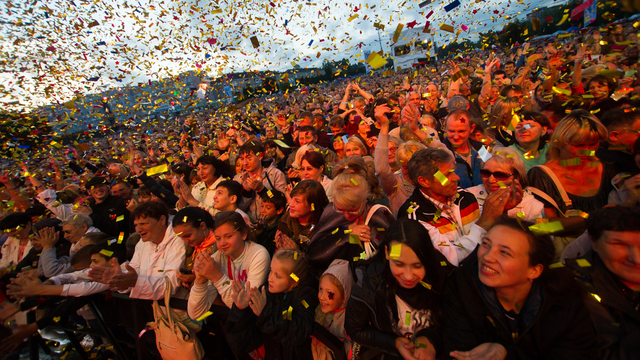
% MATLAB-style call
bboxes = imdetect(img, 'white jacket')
[188,241,270,320]
[0,237,32,270]
[123,224,186,300]
[50,268,111,297]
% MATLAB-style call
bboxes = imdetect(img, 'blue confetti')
[308,40,314,46]
[444,0,460,12]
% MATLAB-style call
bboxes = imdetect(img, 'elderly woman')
[528,110,614,217]
[443,216,598,359]
[509,111,551,171]
[488,97,521,146]
[307,157,395,271]
[61,213,100,255]
[467,147,545,222]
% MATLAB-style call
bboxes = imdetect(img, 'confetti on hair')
[267,190,274,198]
[389,244,402,259]
[99,249,114,257]
[528,221,564,236]
[310,203,315,211]
[290,273,299,282]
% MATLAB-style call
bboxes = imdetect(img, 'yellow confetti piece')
[576,259,591,267]
[332,228,340,235]
[290,273,299,282]
[390,244,402,259]
[196,311,213,321]
[118,232,124,244]
[282,306,293,320]
[116,215,124,222]
[528,221,564,236]
[99,249,113,257]
[420,281,432,290]
[311,203,315,211]
[366,52,387,70]
[301,300,309,308]
[147,164,168,176]
[591,293,601,302]
[377,228,385,232]
[392,23,404,43]
[405,311,411,326]
[440,24,454,33]
[552,86,571,96]
[434,171,450,186]
[549,262,564,269]
[497,181,507,189]
[347,14,359,22]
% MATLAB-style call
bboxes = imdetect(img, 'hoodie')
[314,259,355,359]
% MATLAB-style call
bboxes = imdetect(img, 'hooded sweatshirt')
[313,259,355,359]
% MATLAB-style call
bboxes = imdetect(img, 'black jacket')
[443,252,599,359]
[89,195,130,238]
[345,262,444,359]
[225,280,319,360]
[567,250,640,360]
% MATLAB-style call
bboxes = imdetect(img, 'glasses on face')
[479,169,513,181]
[333,202,365,216]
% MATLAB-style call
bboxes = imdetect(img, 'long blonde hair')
[547,110,607,161]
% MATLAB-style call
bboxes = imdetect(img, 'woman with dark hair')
[174,155,232,215]
[443,216,598,360]
[172,207,217,288]
[509,111,551,171]
[276,180,329,253]
[345,218,453,360]
[299,150,333,198]
[584,75,626,114]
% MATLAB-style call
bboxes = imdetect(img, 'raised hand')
[248,286,267,316]
[230,280,251,309]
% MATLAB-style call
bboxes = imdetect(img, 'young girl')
[187,211,270,320]
[226,249,319,360]
[277,180,329,253]
[345,218,452,360]
[313,259,355,360]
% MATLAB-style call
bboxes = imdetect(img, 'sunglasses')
[479,169,513,181]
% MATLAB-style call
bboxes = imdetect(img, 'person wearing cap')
[442,109,484,189]
[85,176,130,239]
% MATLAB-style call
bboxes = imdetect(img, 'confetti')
[444,0,461,12]
[389,244,402,259]
[99,249,114,257]
[405,311,411,326]
[301,300,309,308]
[434,171,450,186]
[147,164,168,176]
[576,259,591,267]
[290,273,299,282]
[196,311,213,321]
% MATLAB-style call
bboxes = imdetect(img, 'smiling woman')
[345,218,452,360]
[443,216,599,360]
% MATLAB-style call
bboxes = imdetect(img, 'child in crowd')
[313,259,355,360]
[255,190,286,256]
[276,180,329,253]
[187,211,270,319]
[213,179,253,226]
[227,249,319,360]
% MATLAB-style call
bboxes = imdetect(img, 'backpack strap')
[364,204,391,225]
[536,165,573,209]
[526,186,567,218]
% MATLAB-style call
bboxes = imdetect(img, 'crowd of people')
[1,19,639,360]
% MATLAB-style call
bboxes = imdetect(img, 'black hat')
[86,176,109,188]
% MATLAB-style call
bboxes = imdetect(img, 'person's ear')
[384,245,390,260]
[528,263,544,281]
[276,208,285,215]
[608,130,621,144]
[159,215,167,227]
[416,175,432,189]
[199,221,207,232]
[230,194,237,205]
